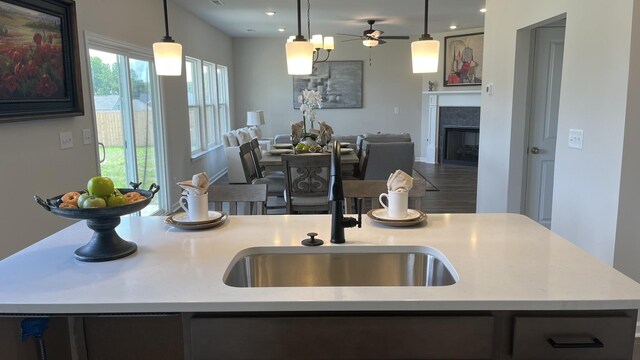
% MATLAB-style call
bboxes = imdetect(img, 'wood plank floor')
[414,162,477,214]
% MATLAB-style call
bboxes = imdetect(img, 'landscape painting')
[0,0,83,122]
[293,61,363,109]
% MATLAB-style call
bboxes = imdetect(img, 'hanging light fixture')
[153,0,183,76]
[411,0,439,73]
[286,0,314,75]
[306,1,334,64]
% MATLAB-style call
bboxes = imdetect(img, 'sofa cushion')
[225,133,239,147]
[248,126,259,140]
[236,129,252,144]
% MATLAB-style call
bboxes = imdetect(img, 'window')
[186,57,231,156]
[86,35,168,216]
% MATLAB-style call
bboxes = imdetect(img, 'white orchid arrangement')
[298,89,323,130]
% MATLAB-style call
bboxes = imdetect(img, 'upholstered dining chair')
[281,153,332,214]
[208,184,267,215]
[238,143,286,211]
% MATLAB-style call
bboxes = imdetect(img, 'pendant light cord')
[296,0,303,37]
[424,0,429,35]
[162,0,173,41]
[306,0,311,40]
[420,0,433,41]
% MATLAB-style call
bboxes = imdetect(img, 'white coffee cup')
[179,193,209,221]
[379,190,409,219]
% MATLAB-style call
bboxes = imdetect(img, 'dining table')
[259,147,359,170]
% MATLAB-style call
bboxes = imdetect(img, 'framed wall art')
[0,0,83,122]
[293,60,363,109]
[443,32,484,87]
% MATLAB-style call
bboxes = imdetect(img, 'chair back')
[360,142,415,180]
[282,153,332,214]
[239,142,260,183]
[342,179,427,213]
[249,138,267,176]
[208,184,267,215]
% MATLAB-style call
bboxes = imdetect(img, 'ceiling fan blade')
[371,30,383,38]
[336,33,362,37]
[378,40,387,45]
[378,36,410,40]
[342,38,365,42]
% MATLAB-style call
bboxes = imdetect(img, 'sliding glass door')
[87,40,167,215]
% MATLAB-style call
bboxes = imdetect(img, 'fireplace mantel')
[420,90,482,164]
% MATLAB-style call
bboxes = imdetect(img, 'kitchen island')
[1,214,639,359]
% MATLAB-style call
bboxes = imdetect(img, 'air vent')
[209,0,224,6]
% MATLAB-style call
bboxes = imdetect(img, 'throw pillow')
[226,133,239,147]
[248,127,259,139]
[236,129,252,144]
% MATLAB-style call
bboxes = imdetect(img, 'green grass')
[101,146,157,189]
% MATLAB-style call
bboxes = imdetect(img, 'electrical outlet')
[59,132,73,150]
[394,107,399,114]
[568,129,584,150]
[82,129,92,145]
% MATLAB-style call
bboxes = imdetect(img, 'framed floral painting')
[0,0,83,122]
[443,32,484,87]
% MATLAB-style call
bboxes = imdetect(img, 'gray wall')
[0,0,232,259]
[478,0,640,280]
[232,37,423,151]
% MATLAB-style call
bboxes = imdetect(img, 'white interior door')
[524,26,565,228]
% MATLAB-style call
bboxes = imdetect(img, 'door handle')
[98,142,106,163]
[530,146,540,154]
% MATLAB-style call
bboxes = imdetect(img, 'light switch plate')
[82,129,92,145]
[59,131,73,150]
[568,129,584,149]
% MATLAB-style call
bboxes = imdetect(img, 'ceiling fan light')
[363,39,379,47]
[153,41,183,76]
[286,40,314,75]
[323,36,334,50]
[411,39,439,73]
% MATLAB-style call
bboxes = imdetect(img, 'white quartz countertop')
[1,213,639,314]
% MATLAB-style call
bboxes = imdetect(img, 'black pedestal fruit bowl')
[34,183,159,262]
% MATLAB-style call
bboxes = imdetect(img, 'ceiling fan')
[337,20,410,47]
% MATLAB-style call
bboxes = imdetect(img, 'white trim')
[423,90,481,95]
[636,320,640,338]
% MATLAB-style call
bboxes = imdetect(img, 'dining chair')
[342,179,427,213]
[238,142,286,212]
[281,153,332,214]
[208,184,267,215]
[249,138,284,177]
[359,142,415,180]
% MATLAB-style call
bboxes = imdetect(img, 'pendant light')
[286,0,314,75]
[153,0,183,76]
[411,0,439,73]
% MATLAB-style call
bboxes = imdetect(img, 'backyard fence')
[96,110,155,147]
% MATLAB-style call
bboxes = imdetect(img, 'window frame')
[186,57,230,157]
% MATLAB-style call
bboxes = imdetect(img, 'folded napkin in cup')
[387,170,413,192]
[177,172,209,195]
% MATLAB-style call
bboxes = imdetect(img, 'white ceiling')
[171,0,486,40]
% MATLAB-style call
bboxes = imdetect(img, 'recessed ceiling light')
[266,11,276,16]
[278,27,286,32]
[449,25,457,30]
[480,8,487,13]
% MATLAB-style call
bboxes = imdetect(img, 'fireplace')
[442,127,479,165]
[438,106,480,166]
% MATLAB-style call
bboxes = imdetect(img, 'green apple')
[77,193,90,208]
[82,196,107,208]
[87,176,114,198]
[107,193,128,207]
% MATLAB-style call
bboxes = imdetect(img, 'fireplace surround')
[438,107,480,166]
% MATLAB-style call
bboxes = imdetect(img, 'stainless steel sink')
[223,246,458,287]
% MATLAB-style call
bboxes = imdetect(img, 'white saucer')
[340,148,354,154]
[170,211,223,224]
[269,149,293,155]
[370,208,423,221]
[273,143,293,149]
[339,142,351,147]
